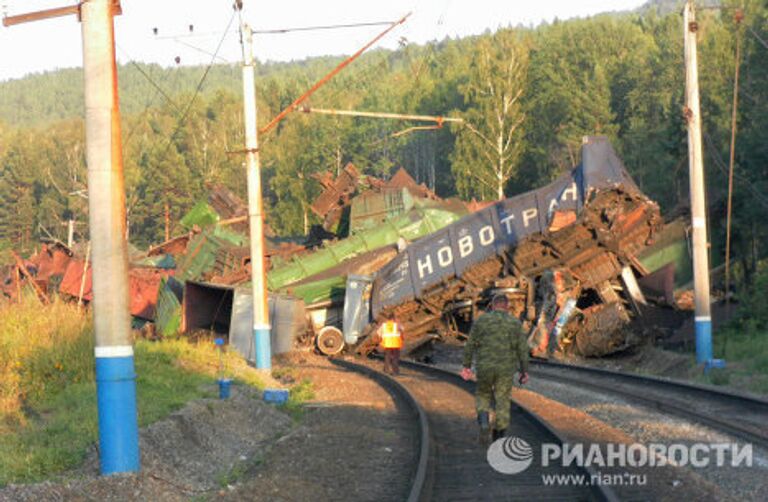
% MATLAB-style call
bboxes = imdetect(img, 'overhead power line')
[154,19,396,40]
[747,25,768,50]
[161,9,237,154]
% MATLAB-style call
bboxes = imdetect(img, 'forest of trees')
[1,0,767,290]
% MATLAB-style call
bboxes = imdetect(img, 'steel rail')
[330,358,433,502]
[530,359,768,449]
[397,359,618,502]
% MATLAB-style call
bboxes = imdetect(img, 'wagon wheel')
[316,326,345,356]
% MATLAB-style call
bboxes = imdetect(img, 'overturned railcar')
[350,136,662,357]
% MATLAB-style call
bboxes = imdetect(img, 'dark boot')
[492,428,507,441]
[477,412,491,445]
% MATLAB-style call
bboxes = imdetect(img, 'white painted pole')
[67,219,74,248]
[242,24,271,368]
[81,0,139,473]
[683,1,713,364]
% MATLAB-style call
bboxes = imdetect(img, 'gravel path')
[427,343,767,500]
[525,375,768,501]
[218,355,418,502]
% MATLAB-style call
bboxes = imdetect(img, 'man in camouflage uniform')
[461,295,529,444]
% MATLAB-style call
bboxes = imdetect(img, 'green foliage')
[451,29,529,200]
[0,298,265,486]
[282,378,315,421]
[1,5,767,286]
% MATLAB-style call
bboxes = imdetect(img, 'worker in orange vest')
[378,312,403,375]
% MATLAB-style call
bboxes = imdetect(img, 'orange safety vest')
[379,320,403,349]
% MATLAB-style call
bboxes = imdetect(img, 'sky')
[0,0,647,82]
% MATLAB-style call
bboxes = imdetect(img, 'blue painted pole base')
[254,327,272,369]
[218,378,232,399]
[95,356,140,475]
[695,319,713,365]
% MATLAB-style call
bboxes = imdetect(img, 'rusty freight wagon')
[341,136,663,357]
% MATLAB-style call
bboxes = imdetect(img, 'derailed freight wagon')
[341,136,663,357]
[183,136,663,360]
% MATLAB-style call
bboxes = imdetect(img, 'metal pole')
[259,12,411,136]
[298,107,463,124]
[81,0,139,473]
[684,1,713,365]
[242,24,271,369]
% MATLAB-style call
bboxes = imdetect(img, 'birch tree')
[451,29,529,200]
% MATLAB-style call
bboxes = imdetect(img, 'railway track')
[332,357,615,501]
[529,359,768,450]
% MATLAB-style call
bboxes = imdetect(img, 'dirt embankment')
[1,355,417,502]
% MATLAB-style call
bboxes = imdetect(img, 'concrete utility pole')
[241,23,271,369]
[3,0,139,475]
[683,0,713,365]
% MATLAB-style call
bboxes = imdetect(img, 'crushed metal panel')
[34,243,73,282]
[343,275,373,345]
[147,233,193,257]
[180,200,220,229]
[129,268,174,320]
[581,136,639,193]
[385,167,419,189]
[176,231,249,282]
[284,275,347,306]
[349,187,410,234]
[288,245,397,287]
[310,163,360,218]
[637,262,676,306]
[59,259,93,301]
[384,167,437,199]
[208,184,247,219]
[372,252,415,314]
[156,277,183,337]
[369,137,662,356]
[207,184,251,234]
[230,290,306,361]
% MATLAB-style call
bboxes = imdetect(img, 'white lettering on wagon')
[417,255,433,277]
[479,226,494,246]
[458,235,474,258]
[437,246,453,267]
[522,208,538,228]
[413,181,580,280]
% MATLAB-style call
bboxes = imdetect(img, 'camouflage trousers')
[475,367,514,429]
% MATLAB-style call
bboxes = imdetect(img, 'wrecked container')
[364,136,663,357]
[267,204,468,291]
[181,281,306,362]
[228,289,307,361]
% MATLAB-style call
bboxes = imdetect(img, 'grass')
[689,262,768,395]
[705,323,768,394]
[0,296,268,487]
[282,378,315,421]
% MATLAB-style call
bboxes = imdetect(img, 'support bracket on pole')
[2,1,120,27]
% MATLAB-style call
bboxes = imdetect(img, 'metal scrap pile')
[3,137,679,361]
[366,137,664,357]
[1,240,174,323]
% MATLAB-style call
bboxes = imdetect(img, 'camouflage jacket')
[462,310,529,373]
